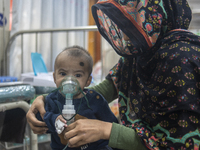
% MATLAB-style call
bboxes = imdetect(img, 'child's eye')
[75,74,82,77]
[60,72,66,76]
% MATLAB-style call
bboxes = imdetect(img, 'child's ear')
[85,76,92,87]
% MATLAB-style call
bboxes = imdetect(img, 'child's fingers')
[59,117,67,124]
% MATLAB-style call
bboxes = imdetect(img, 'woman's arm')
[26,95,48,134]
[64,120,146,150]
[109,123,147,150]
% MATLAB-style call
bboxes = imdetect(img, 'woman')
[27,0,200,149]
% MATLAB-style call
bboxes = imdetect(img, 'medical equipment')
[21,72,56,87]
[31,52,48,76]
[21,52,56,87]
[60,76,80,123]
[55,76,80,134]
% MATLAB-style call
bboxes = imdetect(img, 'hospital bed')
[0,82,37,150]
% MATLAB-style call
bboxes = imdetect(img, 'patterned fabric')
[92,0,200,149]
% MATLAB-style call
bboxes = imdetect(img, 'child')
[36,45,118,150]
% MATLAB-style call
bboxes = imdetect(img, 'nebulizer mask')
[55,76,79,134]
[60,76,80,123]
[55,75,91,135]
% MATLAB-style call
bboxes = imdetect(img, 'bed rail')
[4,25,98,76]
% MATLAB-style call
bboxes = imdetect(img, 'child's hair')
[55,45,93,75]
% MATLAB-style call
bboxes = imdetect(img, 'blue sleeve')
[36,112,43,121]
[93,92,118,123]
[43,96,61,133]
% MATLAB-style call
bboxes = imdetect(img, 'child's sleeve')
[42,96,61,133]
[35,110,58,134]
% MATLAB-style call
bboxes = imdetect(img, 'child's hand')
[56,115,67,124]
[56,115,69,145]
[55,115,67,134]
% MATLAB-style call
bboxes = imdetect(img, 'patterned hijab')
[92,0,200,149]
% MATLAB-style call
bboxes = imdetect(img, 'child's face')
[53,53,92,99]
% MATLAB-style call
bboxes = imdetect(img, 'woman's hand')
[64,119,112,148]
[26,95,48,134]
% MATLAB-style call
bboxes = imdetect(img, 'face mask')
[59,75,80,100]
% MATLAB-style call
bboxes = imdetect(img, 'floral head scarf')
[92,0,191,57]
[92,0,200,149]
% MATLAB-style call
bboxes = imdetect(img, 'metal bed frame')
[0,100,37,150]
[4,25,98,76]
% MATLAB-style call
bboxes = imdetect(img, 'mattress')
[0,83,35,103]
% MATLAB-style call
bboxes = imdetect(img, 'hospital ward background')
[0,0,199,150]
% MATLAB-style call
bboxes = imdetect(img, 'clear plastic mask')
[59,76,80,100]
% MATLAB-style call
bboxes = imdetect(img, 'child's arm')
[43,111,61,133]
[42,96,63,133]
[35,110,59,133]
